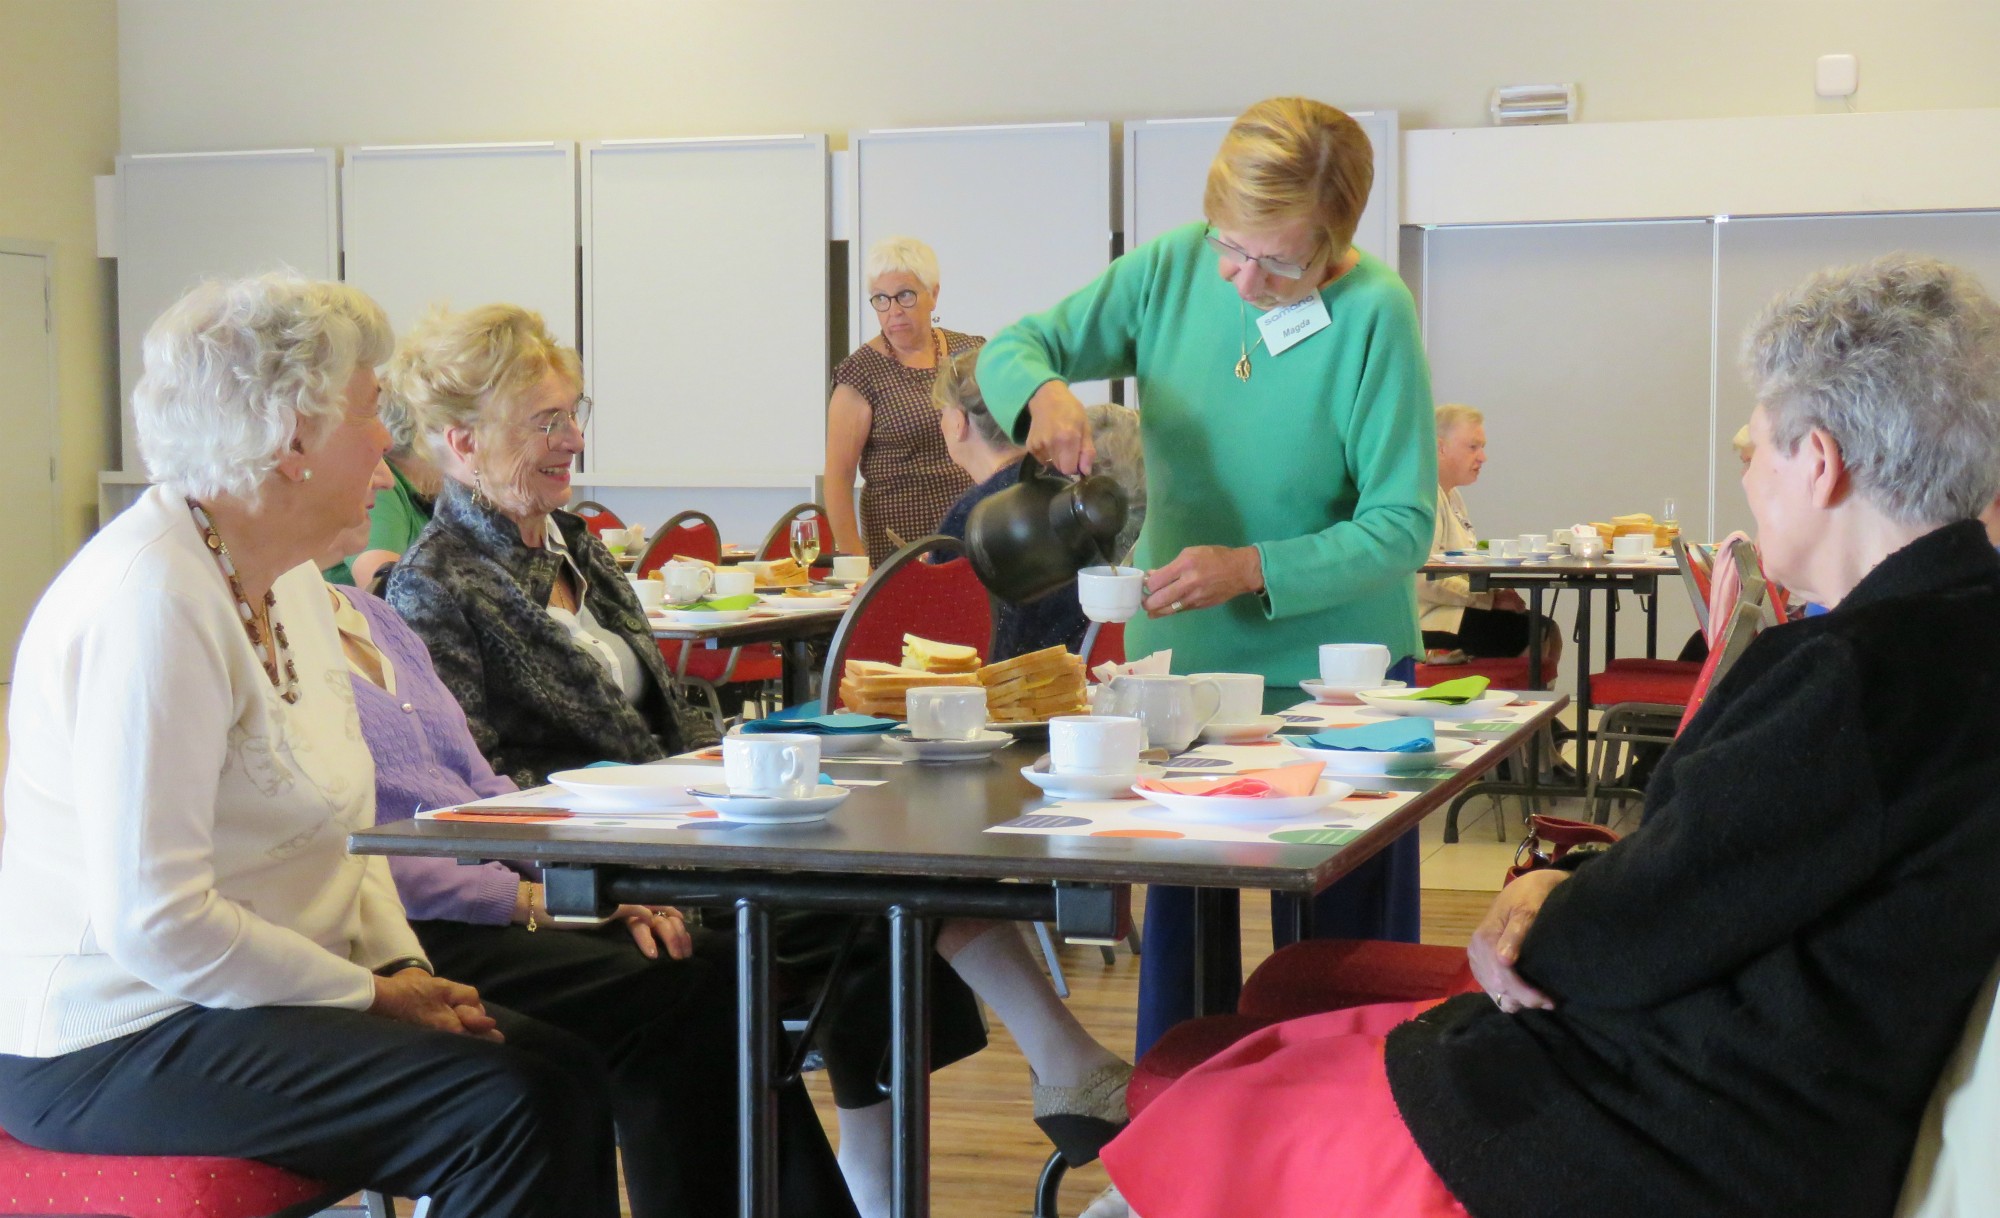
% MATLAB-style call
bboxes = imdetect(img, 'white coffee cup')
[1319,642,1392,688]
[1553,528,1576,547]
[832,555,870,582]
[628,574,666,611]
[1491,538,1520,559]
[1078,565,1145,623]
[661,559,713,604]
[1572,533,1607,560]
[1613,533,1650,559]
[1519,533,1549,554]
[906,687,989,741]
[712,568,755,599]
[1049,715,1145,776]
[723,733,820,799]
[1193,672,1265,724]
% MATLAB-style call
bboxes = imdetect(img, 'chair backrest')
[759,502,834,563]
[1674,537,1713,635]
[571,498,625,538]
[638,510,721,576]
[821,535,993,709]
[1079,619,1127,677]
[1895,957,2000,1218]
[1677,599,1764,734]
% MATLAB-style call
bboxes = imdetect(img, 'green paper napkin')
[1384,675,1490,705]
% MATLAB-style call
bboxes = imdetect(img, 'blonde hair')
[384,304,582,514]
[135,273,391,504]
[1434,403,1485,438]
[864,236,941,294]
[1205,97,1374,258]
[931,349,1012,447]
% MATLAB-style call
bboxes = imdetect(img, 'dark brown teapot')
[966,455,1130,604]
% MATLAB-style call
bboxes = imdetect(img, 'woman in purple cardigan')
[318,485,855,1218]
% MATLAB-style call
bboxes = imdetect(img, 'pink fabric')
[1105,999,1470,1218]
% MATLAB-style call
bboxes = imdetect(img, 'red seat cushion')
[1588,659,1700,707]
[658,641,784,685]
[1128,1014,1281,1121]
[1239,939,1477,1020]
[0,1128,334,1217]
[1415,655,1534,689]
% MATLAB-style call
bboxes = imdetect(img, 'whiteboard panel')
[342,142,578,344]
[850,122,1111,401]
[116,150,338,471]
[1713,211,2000,538]
[1422,220,1713,678]
[583,136,828,485]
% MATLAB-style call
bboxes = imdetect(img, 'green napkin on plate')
[1384,675,1490,705]
[676,594,759,612]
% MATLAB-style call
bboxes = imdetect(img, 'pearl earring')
[302,469,313,481]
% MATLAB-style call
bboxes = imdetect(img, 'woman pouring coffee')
[977,97,1436,1057]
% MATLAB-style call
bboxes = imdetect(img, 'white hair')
[1743,253,2000,525]
[134,273,391,503]
[1086,403,1147,559]
[865,236,940,293]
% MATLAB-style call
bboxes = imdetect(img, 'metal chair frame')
[643,509,778,730]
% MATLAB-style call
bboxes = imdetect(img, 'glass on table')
[789,517,821,568]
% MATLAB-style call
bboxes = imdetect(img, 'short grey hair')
[1743,253,2000,525]
[865,236,940,294]
[1434,402,1484,437]
[134,273,391,503]
[378,391,422,456]
[932,349,1013,447]
[1086,403,1147,559]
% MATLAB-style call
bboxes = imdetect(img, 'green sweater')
[978,223,1435,698]
[325,461,434,587]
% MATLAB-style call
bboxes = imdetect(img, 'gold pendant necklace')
[1235,300,1265,382]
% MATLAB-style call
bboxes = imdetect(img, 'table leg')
[889,905,933,1218]
[736,900,778,1218]
[1526,585,1546,689]
[1574,585,1596,784]
[1190,887,1240,1018]
[1646,578,1660,658]
[781,639,815,708]
[1271,892,1316,944]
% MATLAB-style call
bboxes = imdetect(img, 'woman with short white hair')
[0,274,619,1218]
[824,236,985,563]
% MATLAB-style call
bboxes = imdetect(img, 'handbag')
[1504,814,1620,885]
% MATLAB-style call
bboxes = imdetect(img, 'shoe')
[1032,1059,1132,1166]
[1080,1184,1133,1218]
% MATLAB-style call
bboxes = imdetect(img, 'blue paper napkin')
[741,712,898,736]
[1304,719,1436,753]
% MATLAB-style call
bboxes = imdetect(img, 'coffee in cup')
[1049,715,1145,776]
[722,733,820,799]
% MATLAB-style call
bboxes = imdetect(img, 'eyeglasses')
[1205,229,1317,280]
[868,289,922,312]
[527,397,592,438]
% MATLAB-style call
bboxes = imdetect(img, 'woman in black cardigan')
[1092,255,2000,1218]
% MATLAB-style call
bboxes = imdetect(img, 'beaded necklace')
[883,327,946,370]
[188,498,300,704]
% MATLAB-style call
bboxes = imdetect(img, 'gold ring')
[1171,600,1185,614]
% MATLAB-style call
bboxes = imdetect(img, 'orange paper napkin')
[1135,762,1326,799]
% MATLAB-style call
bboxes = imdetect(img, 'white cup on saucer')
[1078,565,1145,623]
[1612,533,1650,559]
[1193,673,1264,723]
[1490,539,1520,559]
[712,568,755,599]
[906,687,989,740]
[831,555,870,582]
[661,559,713,604]
[628,574,666,611]
[723,733,820,799]
[1519,533,1548,554]
[1572,533,1607,560]
[1553,528,1576,547]
[1049,715,1144,776]
[1320,643,1391,688]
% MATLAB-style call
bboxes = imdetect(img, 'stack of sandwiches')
[979,645,1089,723]
[835,636,1088,723]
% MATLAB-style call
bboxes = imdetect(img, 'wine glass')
[789,517,821,569]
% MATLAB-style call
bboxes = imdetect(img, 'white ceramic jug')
[1095,674,1223,752]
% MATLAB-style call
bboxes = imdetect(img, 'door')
[0,248,58,684]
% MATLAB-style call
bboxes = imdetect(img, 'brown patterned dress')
[832,328,984,565]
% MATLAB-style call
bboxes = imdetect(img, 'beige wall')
[118,0,2000,152]
[4,0,118,550]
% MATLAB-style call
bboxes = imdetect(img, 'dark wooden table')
[651,607,847,706]
[351,692,1563,1218]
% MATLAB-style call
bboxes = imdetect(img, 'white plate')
[884,728,1014,761]
[688,785,851,824]
[1355,688,1517,721]
[1300,678,1407,705]
[1197,717,1286,745]
[727,725,888,756]
[1132,778,1354,822]
[655,608,753,626]
[757,594,851,613]
[1298,737,1475,775]
[548,765,719,811]
[1020,761,1164,800]
[828,574,867,586]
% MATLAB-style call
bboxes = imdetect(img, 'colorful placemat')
[988,786,1417,846]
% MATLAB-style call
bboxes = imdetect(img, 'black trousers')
[412,919,857,1218]
[0,1003,620,1218]
[1424,607,1550,659]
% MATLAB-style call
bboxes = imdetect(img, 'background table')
[651,606,847,706]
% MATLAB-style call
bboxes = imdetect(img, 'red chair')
[0,1127,399,1217]
[642,510,783,729]
[821,536,992,705]
[757,503,835,572]
[569,499,624,539]
[1413,654,1534,689]
[1078,619,1126,674]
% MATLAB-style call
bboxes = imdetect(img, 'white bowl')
[656,608,753,626]
[1020,761,1164,800]
[1300,678,1407,705]
[548,765,719,810]
[1132,778,1354,822]
[1355,688,1516,721]
[1196,717,1286,745]
[687,784,850,824]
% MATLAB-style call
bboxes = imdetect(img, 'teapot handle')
[1189,678,1224,730]
[1096,677,1129,717]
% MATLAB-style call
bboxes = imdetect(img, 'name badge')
[1255,293,1332,356]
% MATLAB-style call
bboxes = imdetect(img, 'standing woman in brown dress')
[824,237,983,564]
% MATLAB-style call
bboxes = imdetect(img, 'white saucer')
[828,574,867,586]
[1300,678,1407,705]
[1020,760,1164,800]
[884,728,1014,762]
[1355,688,1517,721]
[1300,737,1475,775]
[655,608,753,625]
[1133,778,1354,822]
[754,596,851,614]
[1197,717,1286,745]
[548,765,720,811]
[687,785,850,823]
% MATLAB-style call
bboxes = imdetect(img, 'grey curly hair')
[1743,253,2000,525]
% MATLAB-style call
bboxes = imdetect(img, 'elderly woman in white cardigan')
[0,274,620,1218]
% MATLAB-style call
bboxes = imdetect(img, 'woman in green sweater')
[978,97,1436,1057]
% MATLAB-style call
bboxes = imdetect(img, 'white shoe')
[1080,1183,1134,1218]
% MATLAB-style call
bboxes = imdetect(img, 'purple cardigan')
[344,586,527,925]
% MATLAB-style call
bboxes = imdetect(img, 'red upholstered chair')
[756,503,835,574]
[1413,654,1534,689]
[641,510,783,729]
[569,499,624,539]
[820,536,992,705]
[0,1127,399,1217]
[1078,619,1126,675]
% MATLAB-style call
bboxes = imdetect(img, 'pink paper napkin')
[1135,762,1326,799]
